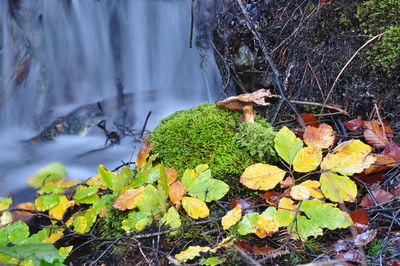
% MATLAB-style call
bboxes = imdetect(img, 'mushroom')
[216,89,276,123]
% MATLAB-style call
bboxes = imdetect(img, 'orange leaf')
[135,138,152,170]
[299,113,320,127]
[363,154,396,174]
[363,121,389,148]
[166,168,178,185]
[344,118,364,131]
[280,176,294,188]
[113,186,145,210]
[303,124,334,148]
[383,141,400,161]
[169,181,187,208]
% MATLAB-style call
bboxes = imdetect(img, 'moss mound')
[150,103,265,179]
[357,0,400,75]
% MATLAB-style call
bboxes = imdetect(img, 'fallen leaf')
[363,154,396,174]
[354,229,377,246]
[390,184,400,196]
[293,147,322,172]
[113,186,145,210]
[359,189,393,207]
[175,246,210,262]
[383,141,400,161]
[299,113,320,127]
[260,191,282,206]
[298,180,324,198]
[320,172,357,203]
[344,118,364,131]
[234,241,252,252]
[255,215,279,238]
[290,185,311,200]
[221,204,242,230]
[349,209,369,232]
[135,138,152,170]
[303,124,335,149]
[321,151,375,176]
[240,163,286,191]
[280,176,295,188]
[251,244,275,255]
[169,181,187,208]
[231,199,255,213]
[363,120,389,148]
[274,127,304,165]
[181,196,209,219]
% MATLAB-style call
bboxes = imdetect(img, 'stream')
[0,0,220,196]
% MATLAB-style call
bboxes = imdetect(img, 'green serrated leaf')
[25,229,50,244]
[161,206,181,235]
[6,221,30,244]
[237,213,259,235]
[200,256,225,265]
[157,184,168,214]
[136,185,160,215]
[58,246,73,262]
[112,166,133,195]
[320,172,357,203]
[301,199,352,230]
[274,127,303,165]
[0,243,63,265]
[187,176,229,202]
[38,183,63,195]
[98,164,114,189]
[29,162,67,188]
[292,215,323,240]
[261,207,276,219]
[0,198,12,211]
[35,194,62,212]
[274,208,295,227]
[181,169,197,189]
[121,212,152,233]
[73,216,87,233]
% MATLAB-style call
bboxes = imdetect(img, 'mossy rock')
[150,103,274,180]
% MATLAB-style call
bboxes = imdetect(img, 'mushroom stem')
[243,105,255,123]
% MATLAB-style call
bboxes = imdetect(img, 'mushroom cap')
[216,89,273,110]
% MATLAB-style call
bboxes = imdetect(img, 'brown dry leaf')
[299,113,320,127]
[113,186,145,210]
[280,176,295,188]
[364,154,396,174]
[383,141,400,161]
[251,244,275,255]
[260,191,282,206]
[354,230,377,246]
[169,181,187,208]
[349,209,369,232]
[12,202,36,222]
[363,120,389,148]
[303,124,335,149]
[135,138,152,170]
[231,199,255,213]
[359,189,393,207]
[166,168,178,184]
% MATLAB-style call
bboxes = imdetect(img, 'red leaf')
[235,241,252,252]
[344,118,364,131]
[354,230,377,246]
[357,172,385,185]
[299,113,320,127]
[359,189,393,207]
[390,261,400,266]
[349,209,369,232]
[319,0,328,7]
[383,141,400,161]
[260,191,282,206]
[363,120,389,148]
[251,244,275,255]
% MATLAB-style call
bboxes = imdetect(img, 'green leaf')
[136,185,160,215]
[320,172,357,203]
[195,164,212,179]
[74,186,98,201]
[200,257,225,265]
[157,164,169,195]
[28,162,67,188]
[25,229,50,244]
[0,198,12,211]
[35,194,62,212]
[187,176,229,202]
[274,127,303,165]
[112,166,133,195]
[121,212,152,233]
[237,213,259,235]
[38,183,63,195]
[274,209,295,227]
[0,243,63,265]
[301,199,353,230]
[5,221,30,244]
[157,183,168,214]
[161,206,181,234]
[292,215,323,240]
[181,169,197,189]
[73,216,87,233]
[261,207,276,219]
[58,246,73,262]
[98,164,114,189]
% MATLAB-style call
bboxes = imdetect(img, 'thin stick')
[322,33,385,111]
[189,0,195,48]
[140,110,152,138]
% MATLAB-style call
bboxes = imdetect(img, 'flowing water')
[0,0,220,196]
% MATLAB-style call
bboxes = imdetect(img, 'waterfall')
[0,0,220,196]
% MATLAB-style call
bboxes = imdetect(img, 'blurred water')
[0,0,220,196]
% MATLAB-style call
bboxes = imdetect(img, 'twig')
[189,0,195,48]
[89,237,120,266]
[234,244,262,266]
[210,40,230,98]
[322,33,385,112]
[236,0,305,128]
[140,111,152,139]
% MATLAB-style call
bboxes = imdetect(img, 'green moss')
[357,0,400,75]
[94,206,129,239]
[150,103,261,180]
[233,122,277,162]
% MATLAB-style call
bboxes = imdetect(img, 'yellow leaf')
[240,163,286,191]
[181,197,209,219]
[175,246,210,262]
[274,197,296,227]
[211,236,235,253]
[168,181,187,209]
[43,230,64,244]
[321,152,376,176]
[293,147,322,173]
[298,180,323,198]
[320,172,357,203]
[221,204,242,230]
[255,215,279,238]
[86,174,108,189]
[112,186,145,210]
[303,124,334,148]
[290,185,310,200]
[73,216,87,233]
[279,197,296,210]
[333,139,372,155]
[48,196,74,220]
